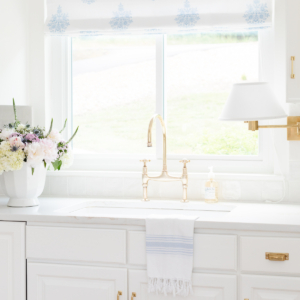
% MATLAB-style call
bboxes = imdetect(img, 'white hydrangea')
[0,141,25,172]
[60,149,74,169]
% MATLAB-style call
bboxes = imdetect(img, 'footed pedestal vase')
[2,163,47,207]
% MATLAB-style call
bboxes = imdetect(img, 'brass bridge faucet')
[140,114,190,202]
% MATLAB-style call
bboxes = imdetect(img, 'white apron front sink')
[56,200,236,219]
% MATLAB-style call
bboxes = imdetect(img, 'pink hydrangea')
[39,138,58,164]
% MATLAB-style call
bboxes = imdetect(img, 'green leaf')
[44,161,47,168]
[45,118,53,138]
[59,119,68,133]
[31,168,34,175]
[66,126,79,144]
[52,160,62,171]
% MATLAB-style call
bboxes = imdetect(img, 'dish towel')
[146,214,197,297]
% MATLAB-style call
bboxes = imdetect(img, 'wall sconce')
[219,82,300,141]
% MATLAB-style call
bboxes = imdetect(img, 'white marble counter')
[0,197,300,232]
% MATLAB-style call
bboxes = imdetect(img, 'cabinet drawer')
[240,236,300,275]
[128,231,237,271]
[26,226,126,264]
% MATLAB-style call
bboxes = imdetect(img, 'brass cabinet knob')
[131,292,137,300]
[265,252,289,261]
[117,291,122,300]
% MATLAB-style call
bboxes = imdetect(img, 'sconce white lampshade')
[219,82,287,121]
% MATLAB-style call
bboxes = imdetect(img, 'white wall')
[0,0,28,105]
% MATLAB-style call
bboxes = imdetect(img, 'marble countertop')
[0,197,300,232]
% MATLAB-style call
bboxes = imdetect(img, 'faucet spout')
[147,114,167,171]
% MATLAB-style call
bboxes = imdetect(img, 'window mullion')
[155,34,166,160]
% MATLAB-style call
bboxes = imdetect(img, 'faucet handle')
[140,159,151,167]
[180,159,190,168]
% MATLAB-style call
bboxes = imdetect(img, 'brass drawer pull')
[131,292,137,300]
[291,56,295,79]
[117,291,122,300]
[265,252,289,261]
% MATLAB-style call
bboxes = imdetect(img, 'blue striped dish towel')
[146,214,197,297]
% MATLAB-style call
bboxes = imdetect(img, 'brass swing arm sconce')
[245,117,300,141]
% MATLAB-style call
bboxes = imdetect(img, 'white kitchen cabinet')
[241,274,300,299]
[27,263,127,300]
[0,221,26,300]
[129,270,236,300]
[286,0,300,103]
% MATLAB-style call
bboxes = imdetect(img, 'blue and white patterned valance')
[45,0,273,36]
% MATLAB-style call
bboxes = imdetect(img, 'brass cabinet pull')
[265,252,289,261]
[131,292,137,300]
[117,291,122,300]
[291,56,295,79]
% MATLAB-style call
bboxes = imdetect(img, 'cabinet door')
[286,0,300,103]
[0,221,26,300]
[129,270,236,300]
[28,263,127,300]
[241,275,300,299]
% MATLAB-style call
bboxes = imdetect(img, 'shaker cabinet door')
[28,263,127,300]
[241,275,300,300]
[129,270,236,300]
[286,0,300,103]
[0,221,26,300]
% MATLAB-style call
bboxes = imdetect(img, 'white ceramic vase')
[2,162,47,207]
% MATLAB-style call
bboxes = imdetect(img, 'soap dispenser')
[204,166,218,203]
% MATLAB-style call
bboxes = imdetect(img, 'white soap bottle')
[204,166,218,203]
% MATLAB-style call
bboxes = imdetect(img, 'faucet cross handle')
[140,159,151,167]
[180,159,190,168]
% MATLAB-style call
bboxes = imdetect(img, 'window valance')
[45,0,273,36]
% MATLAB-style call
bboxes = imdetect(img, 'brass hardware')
[141,114,190,202]
[117,291,122,300]
[245,117,300,140]
[131,292,136,300]
[291,56,295,79]
[287,117,300,140]
[245,121,258,131]
[265,252,289,261]
[244,299,249,300]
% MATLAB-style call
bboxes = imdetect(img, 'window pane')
[166,33,259,155]
[72,36,156,154]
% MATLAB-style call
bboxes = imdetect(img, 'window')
[72,36,156,155]
[72,33,259,157]
[47,30,274,173]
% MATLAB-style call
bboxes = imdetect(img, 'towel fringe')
[148,277,193,297]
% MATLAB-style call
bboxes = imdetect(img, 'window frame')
[46,33,274,174]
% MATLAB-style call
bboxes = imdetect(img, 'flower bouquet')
[0,99,79,207]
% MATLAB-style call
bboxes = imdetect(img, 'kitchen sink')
[56,200,236,218]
